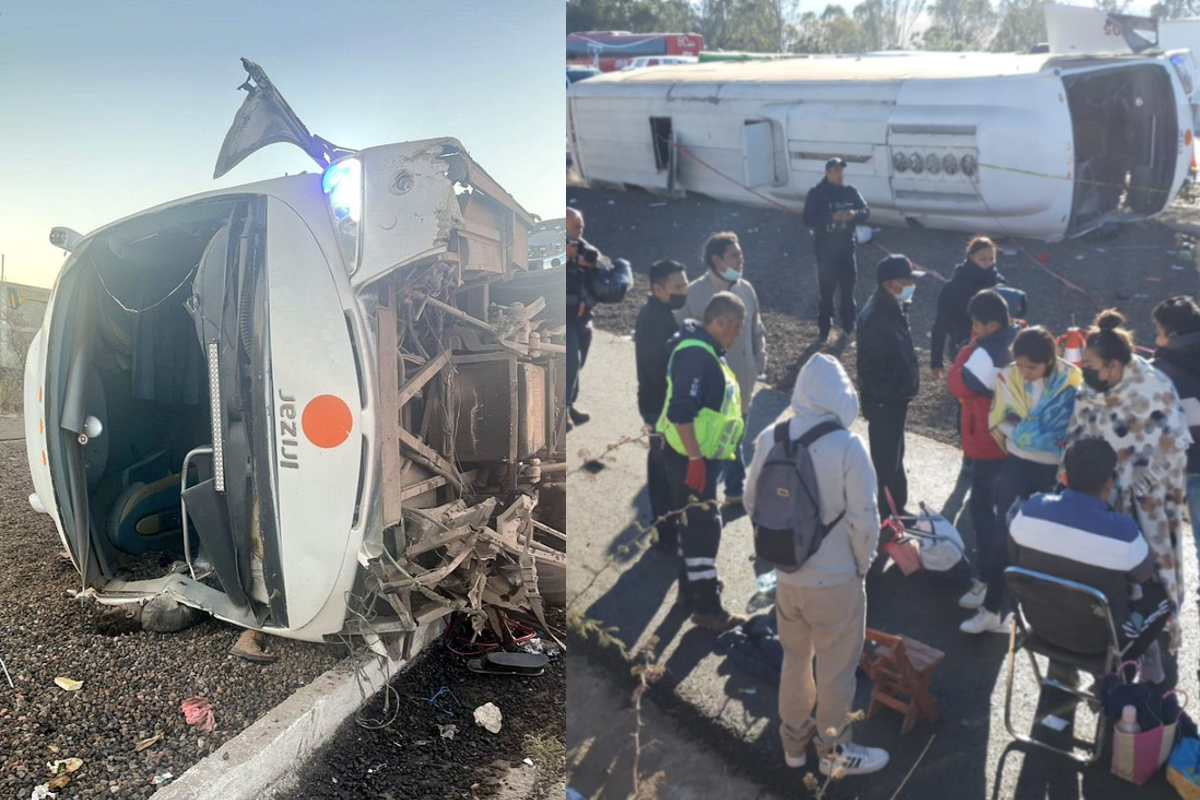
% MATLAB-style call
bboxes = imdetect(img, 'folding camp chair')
[1004,566,1138,764]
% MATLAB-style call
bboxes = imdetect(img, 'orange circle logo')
[301,395,353,449]
[1187,129,1194,147]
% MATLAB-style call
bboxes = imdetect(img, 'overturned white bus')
[567,51,1199,240]
[25,60,565,652]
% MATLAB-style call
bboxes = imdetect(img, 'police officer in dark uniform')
[636,260,689,560]
[658,292,749,633]
[803,158,870,342]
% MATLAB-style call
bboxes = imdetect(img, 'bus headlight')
[943,154,959,175]
[893,152,909,173]
[1170,52,1195,97]
[323,158,363,274]
[909,153,924,174]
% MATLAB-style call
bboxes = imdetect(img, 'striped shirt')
[1008,489,1155,634]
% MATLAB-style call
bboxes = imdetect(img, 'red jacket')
[947,342,1006,461]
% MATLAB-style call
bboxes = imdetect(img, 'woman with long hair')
[1069,310,1192,651]
[930,236,1005,383]
[960,326,1082,634]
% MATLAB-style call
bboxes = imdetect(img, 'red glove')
[685,458,706,494]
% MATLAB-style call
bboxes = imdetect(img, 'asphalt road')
[567,330,1199,800]
[568,653,782,800]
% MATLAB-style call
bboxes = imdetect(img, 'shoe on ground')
[647,543,678,562]
[819,743,890,777]
[230,630,279,664]
[785,752,807,769]
[568,407,590,425]
[723,494,743,507]
[958,579,987,609]
[960,608,1011,635]
[817,330,830,345]
[691,609,749,633]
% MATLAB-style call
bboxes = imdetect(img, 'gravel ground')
[275,610,567,800]
[0,440,344,800]
[572,184,1200,446]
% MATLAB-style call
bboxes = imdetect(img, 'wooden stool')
[860,628,945,734]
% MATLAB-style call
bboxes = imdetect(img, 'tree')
[697,0,802,52]
[1151,0,1200,18]
[791,5,873,53]
[921,0,998,50]
[990,0,1050,52]
[1094,0,1132,12]
[566,0,699,34]
[852,0,928,49]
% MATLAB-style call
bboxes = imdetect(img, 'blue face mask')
[719,268,742,283]
[896,284,915,303]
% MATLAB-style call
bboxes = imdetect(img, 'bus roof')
[573,50,1159,87]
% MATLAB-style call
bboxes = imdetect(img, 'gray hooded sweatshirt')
[744,354,881,587]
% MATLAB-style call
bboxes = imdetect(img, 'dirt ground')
[572,185,1200,446]
[0,441,344,800]
[274,610,566,800]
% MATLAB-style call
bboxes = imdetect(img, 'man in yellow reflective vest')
[657,292,750,633]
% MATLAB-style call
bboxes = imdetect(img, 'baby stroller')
[877,489,968,576]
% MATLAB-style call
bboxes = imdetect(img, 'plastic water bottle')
[1116,705,1141,735]
[756,570,777,594]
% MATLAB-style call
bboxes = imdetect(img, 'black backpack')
[752,420,844,573]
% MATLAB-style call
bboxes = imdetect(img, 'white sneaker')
[960,609,1012,634]
[958,579,987,609]
[818,743,890,777]
[785,752,807,768]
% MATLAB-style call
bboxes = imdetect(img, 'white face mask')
[896,284,915,303]
[719,268,742,283]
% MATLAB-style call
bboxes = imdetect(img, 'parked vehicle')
[622,56,698,69]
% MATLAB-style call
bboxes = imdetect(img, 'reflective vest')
[656,338,744,460]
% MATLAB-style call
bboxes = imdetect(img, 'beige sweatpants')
[776,577,866,759]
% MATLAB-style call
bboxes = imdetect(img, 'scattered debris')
[53,677,82,692]
[0,655,12,688]
[1146,277,1162,283]
[47,758,83,776]
[134,732,164,752]
[438,723,457,740]
[46,776,71,792]
[1040,715,1069,732]
[474,702,503,734]
[467,651,548,676]
[424,686,458,718]
[149,772,174,786]
[523,757,534,767]
[29,784,56,800]
[649,202,667,207]
[737,687,758,695]
[181,696,215,732]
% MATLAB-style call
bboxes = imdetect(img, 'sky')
[0,1,564,287]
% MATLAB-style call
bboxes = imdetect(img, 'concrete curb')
[150,621,446,800]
